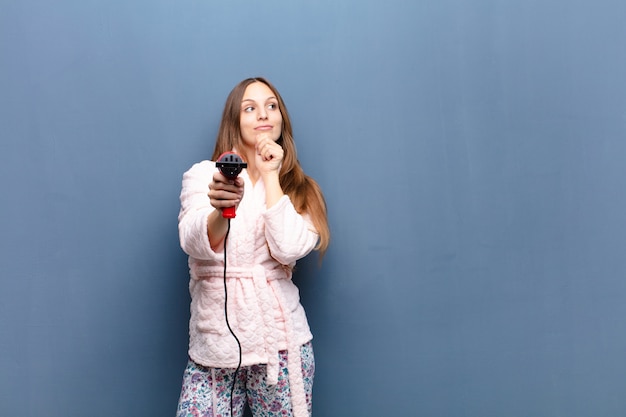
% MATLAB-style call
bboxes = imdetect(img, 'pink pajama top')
[178,160,319,417]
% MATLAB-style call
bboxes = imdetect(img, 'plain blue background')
[2,0,626,416]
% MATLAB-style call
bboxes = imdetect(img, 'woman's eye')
[268,103,277,110]
[244,106,254,112]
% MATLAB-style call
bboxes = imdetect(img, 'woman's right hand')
[207,171,244,214]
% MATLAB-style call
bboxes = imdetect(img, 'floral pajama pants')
[176,342,314,417]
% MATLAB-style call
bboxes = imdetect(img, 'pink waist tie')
[252,265,308,417]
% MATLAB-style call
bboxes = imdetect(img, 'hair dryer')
[215,152,247,218]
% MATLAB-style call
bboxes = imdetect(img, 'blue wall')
[2,1,626,416]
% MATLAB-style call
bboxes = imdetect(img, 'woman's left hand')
[255,133,284,175]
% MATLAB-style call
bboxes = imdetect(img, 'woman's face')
[239,82,283,148]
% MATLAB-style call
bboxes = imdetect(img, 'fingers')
[212,171,244,188]
[208,171,244,209]
[256,134,284,163]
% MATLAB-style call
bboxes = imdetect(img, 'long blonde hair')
[211,77,330,256]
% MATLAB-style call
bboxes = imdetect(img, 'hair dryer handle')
[222,206,236,219]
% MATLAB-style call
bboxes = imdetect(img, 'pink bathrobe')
[178,160,319,417]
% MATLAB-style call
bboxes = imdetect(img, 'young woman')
[176,77,329,417]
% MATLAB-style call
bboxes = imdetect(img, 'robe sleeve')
[178,161,222,260]
[263,195,319,266]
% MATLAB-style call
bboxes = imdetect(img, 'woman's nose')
[257,108,267,119]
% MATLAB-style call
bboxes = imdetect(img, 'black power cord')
[216,152,246,416]
[223,218,242,416]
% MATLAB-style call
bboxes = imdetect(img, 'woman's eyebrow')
[241,96,277,103]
